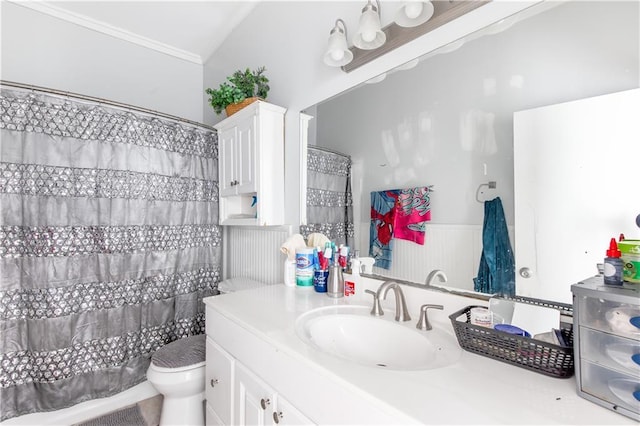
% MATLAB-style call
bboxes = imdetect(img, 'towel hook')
[475,181,497,203]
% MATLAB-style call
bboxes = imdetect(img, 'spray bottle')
[603,237,623,285]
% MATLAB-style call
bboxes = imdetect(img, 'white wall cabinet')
[214,101,286,226]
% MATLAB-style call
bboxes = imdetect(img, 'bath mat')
[78,404,146,426]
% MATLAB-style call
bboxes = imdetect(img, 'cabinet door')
[234,115,257,194]
[234,363,274,425]
[272,395,315,426]
[206,403,224,426]
[219,126,237,197]
[514,88,640,303]
[205,338,235,425]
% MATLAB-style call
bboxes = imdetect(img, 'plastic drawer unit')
[571,275,640,421]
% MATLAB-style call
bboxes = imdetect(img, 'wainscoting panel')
[359,222,514,292]
[223,226,291,284]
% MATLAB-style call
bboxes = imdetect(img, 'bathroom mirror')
[303,1,640,301]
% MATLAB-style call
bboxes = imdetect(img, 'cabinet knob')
[273,411,283,424]
[260,398,270,410]
[210,379,219,387]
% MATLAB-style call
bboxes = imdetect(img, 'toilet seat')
[151,334,206,369]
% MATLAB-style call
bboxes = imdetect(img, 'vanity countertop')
[204,281,634,425]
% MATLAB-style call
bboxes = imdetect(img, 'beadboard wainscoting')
[358,222,515,291]
[223,226,292,284]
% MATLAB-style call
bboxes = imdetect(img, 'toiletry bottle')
[327,258,345,298]
[283,259,296,287]
[603,237,623,285]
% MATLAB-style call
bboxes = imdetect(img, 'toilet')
[146,334,206,426]
[146,278,269,425]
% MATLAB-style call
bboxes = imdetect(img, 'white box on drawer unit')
[214,101,286,226]
[571,276,640,421]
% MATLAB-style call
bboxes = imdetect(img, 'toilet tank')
[217,277,272,294]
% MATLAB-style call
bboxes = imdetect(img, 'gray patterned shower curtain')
[301,147,354,247]
[0,86,221,420]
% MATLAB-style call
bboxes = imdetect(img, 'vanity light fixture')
[353,0,386,50]
[324,19,354,67]
[394,1,435,28]
[323,0,489,72]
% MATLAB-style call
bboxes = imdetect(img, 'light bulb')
[404,3,423,19]
[330,49,345,61]
[362,30,376,42]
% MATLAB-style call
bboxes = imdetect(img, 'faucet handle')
[416,304,444,330]
[364,289,384,316]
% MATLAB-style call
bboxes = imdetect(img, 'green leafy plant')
[206,66,270,115]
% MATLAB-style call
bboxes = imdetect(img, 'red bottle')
[603,238,623,285]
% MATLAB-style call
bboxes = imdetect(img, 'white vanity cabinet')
[204,327,313,426]
[204,297,418,425]
[235,363,313,425]
[214,101,286,226]
[205,338,234,425]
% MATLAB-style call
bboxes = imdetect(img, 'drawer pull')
[273,411,283,423]
[260,398,270,409]
[210,379,219,387]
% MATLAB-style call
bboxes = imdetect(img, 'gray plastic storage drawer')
[571,276,639,422]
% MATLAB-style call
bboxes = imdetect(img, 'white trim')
[11,1,203,64]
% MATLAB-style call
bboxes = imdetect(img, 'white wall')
[1,2,203,122]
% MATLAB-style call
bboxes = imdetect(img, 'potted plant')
[206,66,270,116]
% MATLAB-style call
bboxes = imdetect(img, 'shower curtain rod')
[0,79,216,132]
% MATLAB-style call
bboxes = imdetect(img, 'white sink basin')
[295,305,461,370]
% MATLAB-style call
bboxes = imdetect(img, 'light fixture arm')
[324,17,354,67]
[332,18,347,38]
[362,0,381,15]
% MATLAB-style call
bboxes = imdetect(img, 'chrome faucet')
[376,281,411,322]
[425,270,448,287]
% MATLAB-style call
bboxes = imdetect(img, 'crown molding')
[12,1,203,65]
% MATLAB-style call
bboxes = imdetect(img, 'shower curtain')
[0,86,221,420]
[301,147,354,248]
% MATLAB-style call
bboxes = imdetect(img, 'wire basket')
[449,297,574,378]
